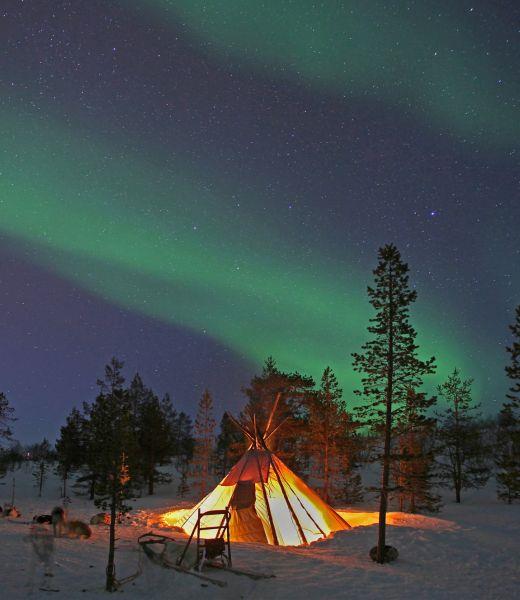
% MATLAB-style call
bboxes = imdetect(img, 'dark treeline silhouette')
[53,358,194,592]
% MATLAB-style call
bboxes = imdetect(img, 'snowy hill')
[0,464,518,599]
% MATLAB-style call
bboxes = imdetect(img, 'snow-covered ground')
[1,464,518,599]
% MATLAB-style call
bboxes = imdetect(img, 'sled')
[208,563,275,581]
[138,531,275,587]
[138,532,227,588]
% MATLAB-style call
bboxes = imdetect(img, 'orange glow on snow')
[160,507,457,539]
[161,508,192,528]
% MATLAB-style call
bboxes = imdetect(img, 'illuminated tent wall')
[176,400,351,546]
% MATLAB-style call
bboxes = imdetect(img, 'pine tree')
[172,411,194,481]
[341,467,364,505]
[242,357,314,471]
[191,389,216,498]
[89,358,138,592]
[0,392,15,444]
[215,413,244,477]
[0,443,23,496]
[393,390,440,513]
[307,367,349,503]
[338,413,365,505]
[75,401,101,500]
[352,244,435,563]
[31,438,53,497]
[495,406,520,503]
[496,305,520,502]
[134,378,175,495]
[437,368,490,503]
[55,407,85,497]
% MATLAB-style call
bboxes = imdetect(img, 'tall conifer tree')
[307,367,356,503]
[496,305,520,502]
[55,407,85,497]
[130,374,175,495]
[192,389,216,497]
[31,438,53,497]
[0,392,15,444]
[393,390,440,513]
[352,244,435,563]
[437,368,490,503]
[215,413,243,477]
[89,358,138,592]
[242,357,314,471]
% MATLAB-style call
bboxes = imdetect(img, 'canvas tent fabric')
[177,447,350,546]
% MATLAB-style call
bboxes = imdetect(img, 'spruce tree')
[393,390,440,513]
[172,411,194,482]
[75,401,101,500]
[496,305,520,502]
[339,411,365,505]
[135,383,175,495]
[495,406,520,503]
[0,394,15,483]
[242,357,314,471]
[89,358,138,592]
[0,392,15,444]
[437,368,490,503]
[215,413,243,477]
[352,244,435,563]
[192,389,216,497]
[341,465,364,505]
[307,367,352,503]
[55,407,85,497]
[31,438,53,497]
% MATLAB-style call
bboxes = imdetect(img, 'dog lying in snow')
[33,514,53,524]
[65,520,92,539]
[50,506,91,539]
[90,512,110,525]
[1,506,21,518]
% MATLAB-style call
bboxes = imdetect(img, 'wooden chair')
[177,508,232,571]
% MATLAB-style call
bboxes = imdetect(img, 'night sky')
[1,1,518,442]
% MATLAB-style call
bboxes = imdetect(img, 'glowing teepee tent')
[175,398,351,546]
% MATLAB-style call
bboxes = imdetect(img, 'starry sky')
[1,1,518,442]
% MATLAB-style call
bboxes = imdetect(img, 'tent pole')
[225,412,255,444]
[269,454,308,545]
[277,470,326,537]
[264,392,281,438]
[254,450,279,546]
[264,416,290,443]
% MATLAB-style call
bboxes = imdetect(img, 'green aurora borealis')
[1,108,470,399]
[140,0,518,150]
[2,0,518,440]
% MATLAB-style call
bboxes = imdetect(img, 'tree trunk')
[454,397,462,503]
[377,389,393,563]
[148,473,154,496]
[62,472,67,498]
[89,474,96,500]
[105,477,118,592]
[324,431,330,503]
[38,463,44,497]
[377,272,394,564]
